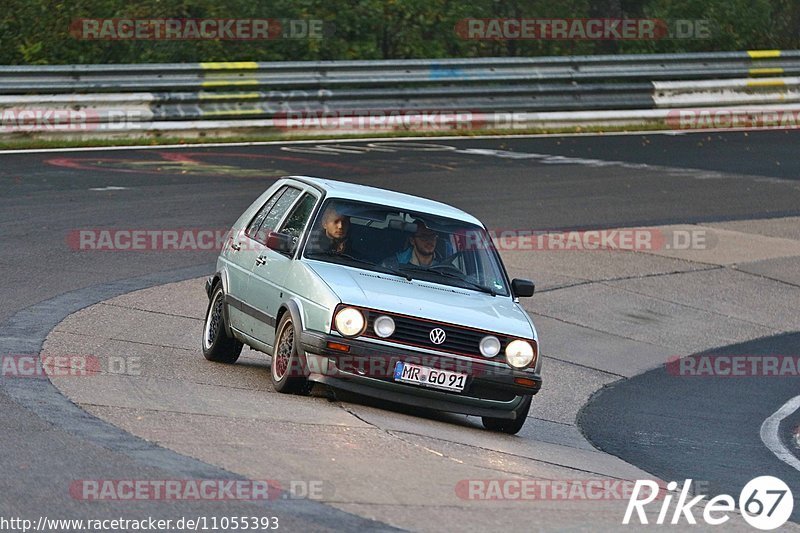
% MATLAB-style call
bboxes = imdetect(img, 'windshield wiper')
[399,264,497,296]
[308,251,412,281]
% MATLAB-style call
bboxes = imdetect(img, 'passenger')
[382,220,440,268]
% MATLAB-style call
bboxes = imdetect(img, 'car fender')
[280,298,305,335]
[515,303,542,374]
[530,322,542,375]
[278,298,309,371]
[208,269,235,338]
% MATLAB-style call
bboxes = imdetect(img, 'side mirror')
[266,231,294,254]
[511,278,535,298]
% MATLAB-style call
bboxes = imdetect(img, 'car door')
[246,189,319,347]
[235,185,304,342]
[222,186,290,333]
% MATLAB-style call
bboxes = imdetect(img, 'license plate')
[393,361,467,392]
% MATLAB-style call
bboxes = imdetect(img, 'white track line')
[760,395,800,472]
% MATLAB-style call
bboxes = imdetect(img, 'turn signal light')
[514,377,538,388]
[326,341,350,352]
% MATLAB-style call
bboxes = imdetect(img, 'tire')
[270,312,309,394]
[202,283,243,364]
[481,395,532,435]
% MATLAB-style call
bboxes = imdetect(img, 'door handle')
[230,242,242,251]
[255,256,267,266]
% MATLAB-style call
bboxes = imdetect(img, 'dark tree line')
[1,0,798,64]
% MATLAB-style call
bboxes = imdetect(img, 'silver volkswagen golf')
[202,176,541,434]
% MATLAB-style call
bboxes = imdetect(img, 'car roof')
[285,175,484,226]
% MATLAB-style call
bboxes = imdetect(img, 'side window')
[278,193,317,241]
[245,187,287,241]
[254,187,301,244]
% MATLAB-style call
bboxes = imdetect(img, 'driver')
[311,204,353,255]
[382,220,440,268]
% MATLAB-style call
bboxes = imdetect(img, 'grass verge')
[0,123,671,150]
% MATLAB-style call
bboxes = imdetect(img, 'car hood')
[305,260,535,339]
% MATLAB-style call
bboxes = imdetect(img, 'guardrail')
[1,50,799,139]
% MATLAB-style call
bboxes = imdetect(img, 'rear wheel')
[271,313,309,394]
[202,283,243,364]
[481,395,532,435]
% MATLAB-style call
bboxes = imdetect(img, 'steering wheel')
[428,251,469,274]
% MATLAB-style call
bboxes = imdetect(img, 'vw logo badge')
[429,328,446,345]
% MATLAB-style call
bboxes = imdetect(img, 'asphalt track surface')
[580,331,800,522]
[1,130,799,530]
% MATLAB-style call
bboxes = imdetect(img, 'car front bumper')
[300,331,542,420]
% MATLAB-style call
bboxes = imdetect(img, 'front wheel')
[481,395,532,435]
[202,283,243,364]
[271,313,309,394]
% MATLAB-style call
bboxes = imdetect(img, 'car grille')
[363,310,518,359]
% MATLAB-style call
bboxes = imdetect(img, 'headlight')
[479,335,501,357]
[373,315,395,338]
[505,340,534,368]
[334,307,365,337]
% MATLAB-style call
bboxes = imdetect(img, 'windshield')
[302,198,510,296]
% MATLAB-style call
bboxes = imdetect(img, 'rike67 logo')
[624,477,793,530]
